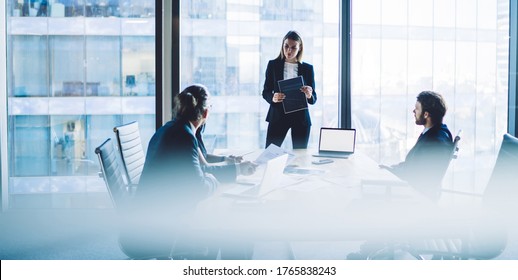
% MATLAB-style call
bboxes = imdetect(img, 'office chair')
[351,130,463,259]
[451,129,462,160]
[96,138,213,260]
[360,129,462,199]
[409,133,518,259]
[95,138,131,208]
[113,121,146,185]
[95,138,174,259]
[96,138,152,258]
[363,133,518,260]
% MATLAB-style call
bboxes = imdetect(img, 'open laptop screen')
[319,128,356,153]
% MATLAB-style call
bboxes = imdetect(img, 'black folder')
[278,76,308,114]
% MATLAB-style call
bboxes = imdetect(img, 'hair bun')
[173,85,210,121]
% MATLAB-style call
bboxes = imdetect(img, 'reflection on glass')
[6,0,156,206]
[351,0,509,192]
[10,0,50,17]
[50,116,89,176]
[9,0,155,18]
[260,0,315,21]
[12,116,50,176]
[184,0,226,19]
[181,0,340,151]
[50,36,85,97]
[86,36,121,96]
[10,35,48,97]
[86,0,121,17]
[122,36,155,96]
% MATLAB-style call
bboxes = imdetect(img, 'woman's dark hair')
[277,30,304,62]
[173,84,210,121]
[417,91,448,126]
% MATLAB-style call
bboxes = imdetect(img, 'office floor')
[0,209,126,260]
[0,208,356,260]
[1,208,517,260]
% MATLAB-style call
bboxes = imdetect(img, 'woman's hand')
[198,148,209,166]
[272,92,286,103]
[225,155,243,164]
[239,161,258,176]
[301,86,313,99]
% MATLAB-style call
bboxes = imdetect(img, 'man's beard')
[415,111,426,125]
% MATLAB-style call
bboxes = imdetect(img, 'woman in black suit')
[129,84,219,259]
[262,30,317,149]
[137,84,217,209]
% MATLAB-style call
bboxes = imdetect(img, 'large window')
[351,0,509,193]
[180,0,340,151]
[2,0,512,209]
[5,0,156,208]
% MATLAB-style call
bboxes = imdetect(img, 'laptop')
[313,128,356,158]
[223,154,289,198]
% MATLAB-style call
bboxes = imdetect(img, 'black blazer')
[136,118,218,212]
[390,124,453,196]
[262,58,317,126]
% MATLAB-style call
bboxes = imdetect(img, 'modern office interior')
[1,0,518,260]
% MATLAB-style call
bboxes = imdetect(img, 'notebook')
[223,154,289,198]
[313,128,356,158]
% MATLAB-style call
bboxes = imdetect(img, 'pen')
[237,151,255,157]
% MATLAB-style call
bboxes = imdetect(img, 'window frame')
[1,1,8,210]
[509,0,518,136]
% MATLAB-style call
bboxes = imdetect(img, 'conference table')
[191,149,465,245]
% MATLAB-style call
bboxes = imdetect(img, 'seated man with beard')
[380,90,454,201]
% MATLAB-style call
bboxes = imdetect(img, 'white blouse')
[283,62,298,80]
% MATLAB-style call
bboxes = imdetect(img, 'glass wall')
[3,0,512,208]
[180,0,340,151]
[351,0,509,193]
[6,0,156,208]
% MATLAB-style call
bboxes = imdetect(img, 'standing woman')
[262,30,317,149]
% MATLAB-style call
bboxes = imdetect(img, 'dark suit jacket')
[262,58,317,126]
[390,124,453,198]
[136,118,218,213]
[196,125,237,183]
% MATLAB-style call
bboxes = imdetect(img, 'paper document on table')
[278,76,308,114]
[254,144,293,165]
